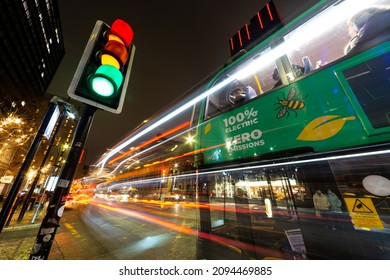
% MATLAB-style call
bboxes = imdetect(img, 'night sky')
[47,0,319,166]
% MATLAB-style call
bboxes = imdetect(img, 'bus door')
[261,167,299,215]
[248,167,307,259]
[197,166,306,260]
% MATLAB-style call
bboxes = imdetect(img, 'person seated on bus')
[272,68,283,89]
[272,64,305,89]
[226,80,257,105]
[302,56,313,74]
[345,6,390,55]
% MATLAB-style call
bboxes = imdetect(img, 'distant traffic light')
[68,19,135,114]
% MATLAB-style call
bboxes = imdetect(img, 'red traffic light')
[68,19,136,114]
[109,19,134,47]
[92,19,134,97]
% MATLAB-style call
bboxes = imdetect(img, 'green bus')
[93,0,390,259]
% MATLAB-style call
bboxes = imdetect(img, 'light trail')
[90,201,293,259]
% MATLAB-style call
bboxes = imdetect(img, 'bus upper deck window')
[344,6,390,55]
[226,81,257,105]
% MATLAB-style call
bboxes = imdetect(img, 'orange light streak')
[91,201,292,259]
[109,142,226,181]
[78,149,85,164]
[142,143,226,168]
[109,121,190,165]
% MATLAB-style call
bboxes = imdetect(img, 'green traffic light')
[91,64,123,97]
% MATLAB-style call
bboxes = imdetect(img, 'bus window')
[205,48,276,119]
[284,1,390,74]
[233,47,278,94]
[344,5,390,55]
[341,51,390,130]
[283,3,351,73]
[205,1,390,121]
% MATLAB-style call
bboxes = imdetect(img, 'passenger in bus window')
[315,60,327,69]
[272,64,304,89]
[326,189,342,213]
[272,68,283,89]
[326,189,342,230]
[227,80,257,105]
[312,189,330,218]
[344,6,390,55]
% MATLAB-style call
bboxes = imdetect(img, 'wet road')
[1,198,198,260]
[69,199,198,259]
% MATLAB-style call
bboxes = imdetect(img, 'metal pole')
[31,176,49,224]
[29,104,96,260]
[17,111,65,221]
[0,100,57,233]
[30,100,79,224]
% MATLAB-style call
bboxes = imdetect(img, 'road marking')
[64,223,83,239]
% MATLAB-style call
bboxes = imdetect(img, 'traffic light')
[68,19,135,114]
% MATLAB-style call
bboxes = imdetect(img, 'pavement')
[0,200,46,260]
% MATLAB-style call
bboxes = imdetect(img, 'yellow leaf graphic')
[204,122,212,134]
[297,115,356,141]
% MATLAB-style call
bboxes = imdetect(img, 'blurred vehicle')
[64,194,76,209]
[64,192,92,209]
[73,193,92,204]
[163,193,186,202]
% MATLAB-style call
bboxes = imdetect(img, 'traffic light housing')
[68,19,135,114]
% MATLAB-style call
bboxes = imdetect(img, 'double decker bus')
[91,0,390,259]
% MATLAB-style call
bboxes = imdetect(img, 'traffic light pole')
[29,103,97,260]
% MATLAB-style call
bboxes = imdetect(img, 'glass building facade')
[0,0,65,179]
[0,0,64,104]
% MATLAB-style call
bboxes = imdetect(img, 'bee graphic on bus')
[274,87,307,119]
